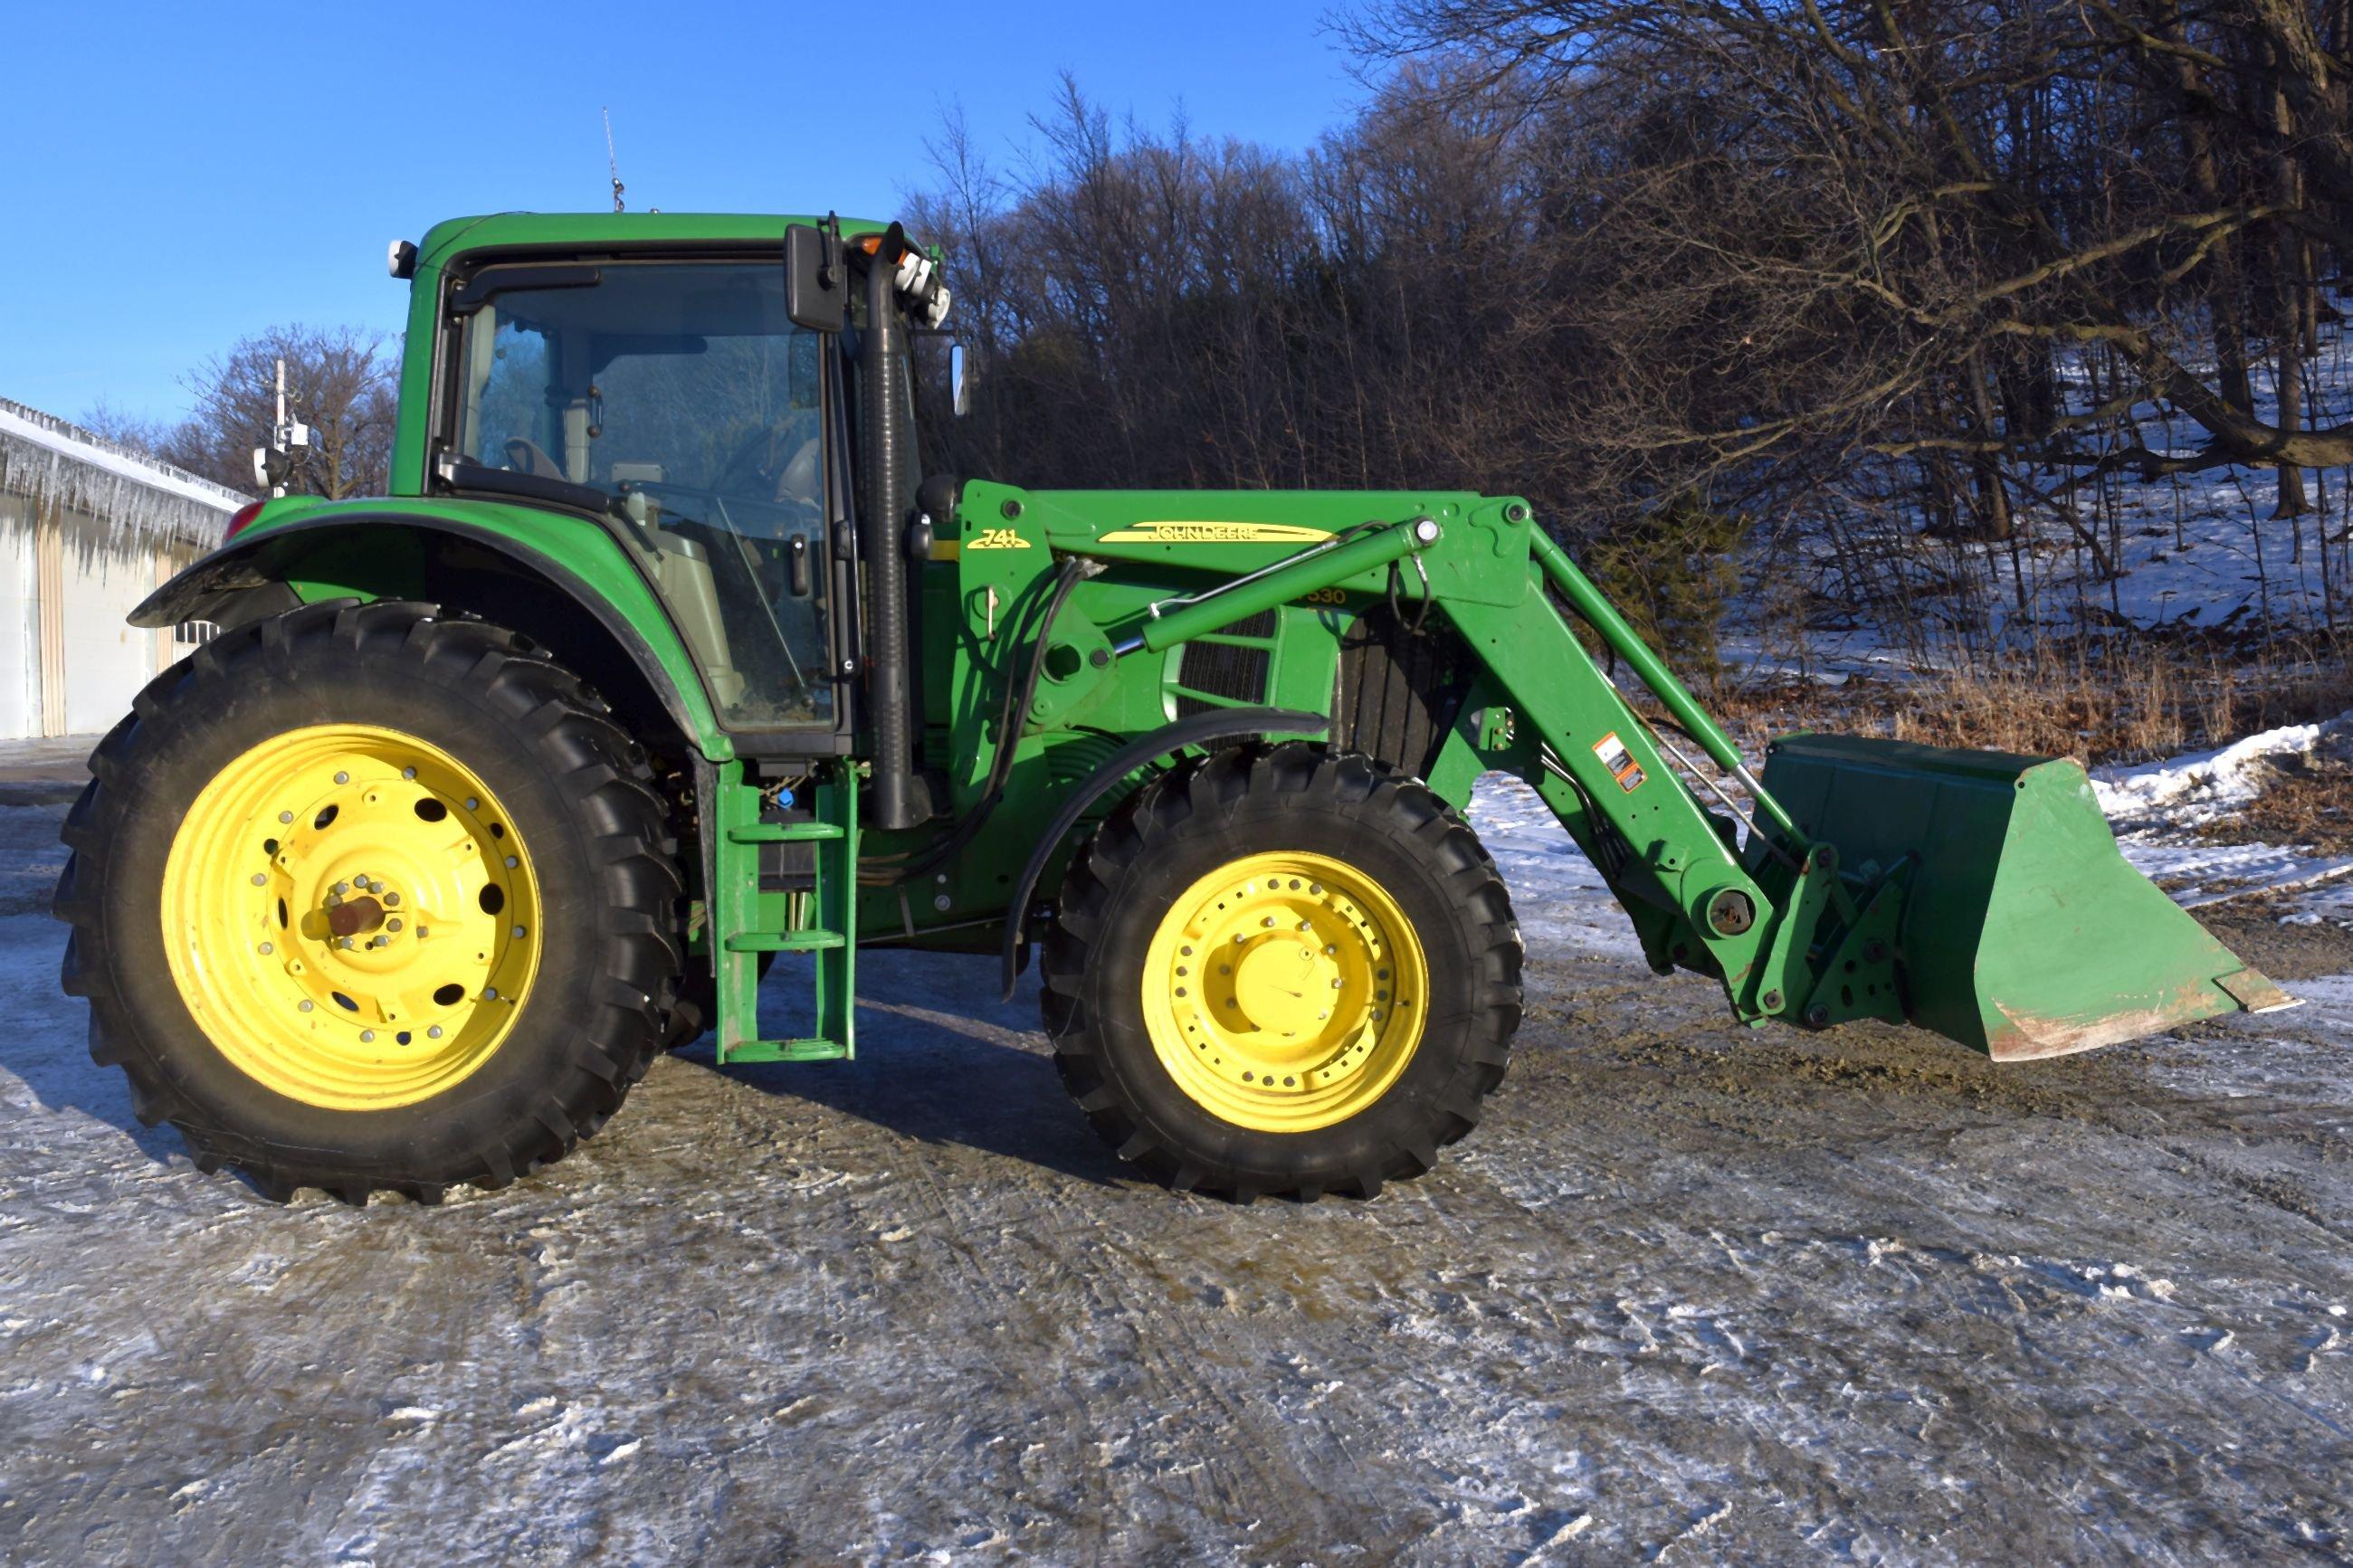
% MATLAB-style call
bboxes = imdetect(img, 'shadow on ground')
[679,946,1132,1189]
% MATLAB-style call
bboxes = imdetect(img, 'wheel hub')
[160,725,543,1110]
[1141,851,1428,1133]
[323,895,386,938]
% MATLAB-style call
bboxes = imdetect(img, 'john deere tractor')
[54,211,2291,1202]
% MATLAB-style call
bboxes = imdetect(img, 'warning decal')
[1592,731,1645,793]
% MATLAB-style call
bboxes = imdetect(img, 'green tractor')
[55,211,2291,1202]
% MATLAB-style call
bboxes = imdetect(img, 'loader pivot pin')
[1705,889,1756,937]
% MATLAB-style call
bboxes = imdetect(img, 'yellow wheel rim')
[159,724,544,1111]
[1141,851,1427,1133]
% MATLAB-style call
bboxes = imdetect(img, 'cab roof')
[417,212,896,270]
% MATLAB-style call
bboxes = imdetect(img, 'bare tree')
[166,326,400,499]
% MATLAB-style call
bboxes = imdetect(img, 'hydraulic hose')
[866,557,1085,885]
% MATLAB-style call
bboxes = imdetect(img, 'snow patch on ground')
[2092,714,2342,825]
[1467,774,1645,959]
[2088,708,2353,927]
[2117,836,2353,909]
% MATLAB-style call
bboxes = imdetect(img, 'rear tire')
[53,601,682,1202]
[1042,743,1521,1201]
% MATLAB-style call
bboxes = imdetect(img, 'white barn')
[0,398,246,740]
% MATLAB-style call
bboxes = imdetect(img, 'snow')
[2120,835,2353,910]
[2081,708,2353,927]
[1468,774,1645,959]
[2091,713,2341,825]
[1726,294,2353,680]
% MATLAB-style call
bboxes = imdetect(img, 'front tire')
[1042,744,1522,1200]
[54,601,682,1202]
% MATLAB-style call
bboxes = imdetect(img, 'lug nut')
[427,1025,443,1040]
[250,872,267,886]
[511,925,526,939]
[385,892,401,907]
[387,919,403,933]
[463,797,479,812]
[360,1030,376,1043]
[334,771,349,784]
[483,986,499,1000]
[503,856,518,869]
[278,811,294,824]
[338,936,356,950]
[332,880,349,896]
[299,1000,314,1012]
[416,926,430,937]
[371,935,390,949]
[402,766,416,780]
[257,942,273,955]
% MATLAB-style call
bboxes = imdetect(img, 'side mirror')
[785,221,845,332]
[950,342,969,417]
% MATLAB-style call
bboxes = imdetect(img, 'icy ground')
[3,766,2351,1563]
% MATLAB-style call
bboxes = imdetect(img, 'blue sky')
[0,1,1360,428]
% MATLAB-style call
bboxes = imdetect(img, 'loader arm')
[1051,495,2283,1053]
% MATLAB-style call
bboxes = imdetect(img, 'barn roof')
[0,397,248,550]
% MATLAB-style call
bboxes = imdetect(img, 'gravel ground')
[1,777,2348,1564]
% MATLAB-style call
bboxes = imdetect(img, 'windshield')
[452,260,834,729]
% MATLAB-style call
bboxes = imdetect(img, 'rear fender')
[133,511,729,761]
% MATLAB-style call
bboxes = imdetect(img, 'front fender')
[132,500,731,759]
[997,707,1330,1000]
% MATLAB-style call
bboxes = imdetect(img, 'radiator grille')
[1175,639,1271,717]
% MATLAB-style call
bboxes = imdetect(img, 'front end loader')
[54,211,2291,1203]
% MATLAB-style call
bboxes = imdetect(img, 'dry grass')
[2192,765,2353,855]
[1706,640,2353,768]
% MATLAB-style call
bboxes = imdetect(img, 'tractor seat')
[502,437,566,479]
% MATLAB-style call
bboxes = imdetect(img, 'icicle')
[0,396,247,553]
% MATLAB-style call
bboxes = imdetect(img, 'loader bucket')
[1760,734,2291,1060]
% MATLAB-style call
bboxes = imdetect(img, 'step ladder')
[712,760,857,1065]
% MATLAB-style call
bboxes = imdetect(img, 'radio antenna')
[603,108,625,213]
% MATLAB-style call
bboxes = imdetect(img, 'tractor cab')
[443,256,838,727]
[415,216,943,774]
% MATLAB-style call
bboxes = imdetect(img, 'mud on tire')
[52,600,683,1202]
[1041,742,1523,1201]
